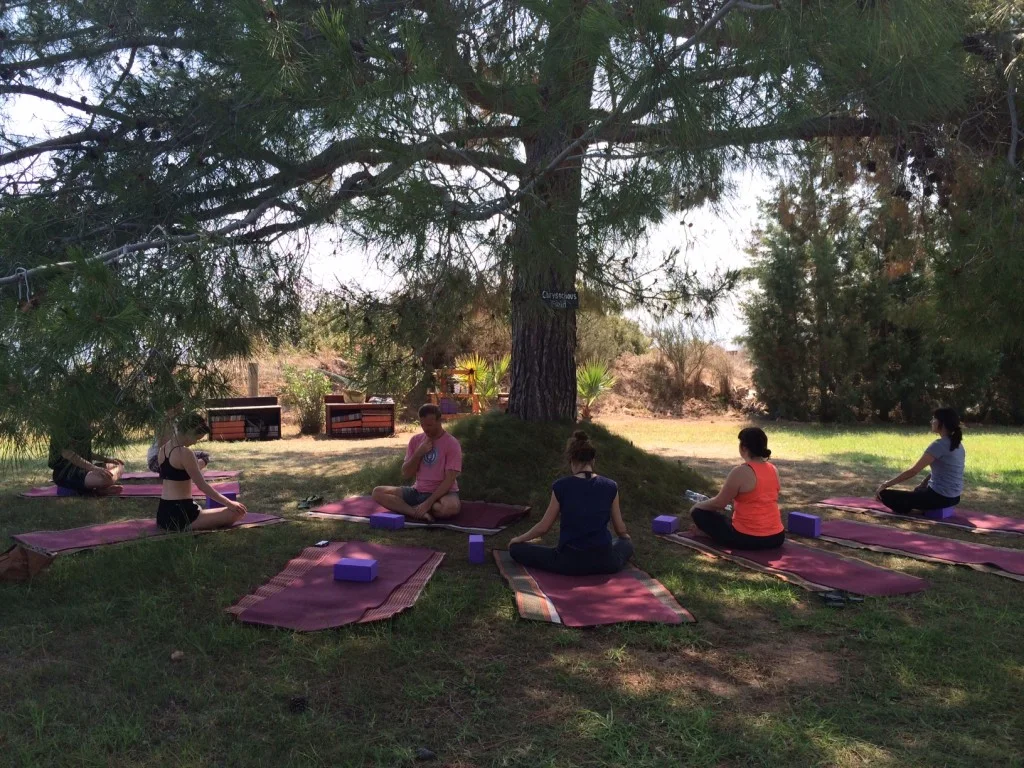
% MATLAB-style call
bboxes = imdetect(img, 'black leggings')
[509,538,634,576]
[878,487,959,515]
[691,508,785,550]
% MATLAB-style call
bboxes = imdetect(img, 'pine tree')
[0,0,991,439]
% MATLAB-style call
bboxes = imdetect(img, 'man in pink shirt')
[371,404,462,522]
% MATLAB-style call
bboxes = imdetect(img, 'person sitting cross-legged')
[507,430,634,576]
[689,427,785,550]
[48,422,124,495]
[156,413,247,531]
[371,403,462,522]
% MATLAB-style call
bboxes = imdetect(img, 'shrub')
[577,312,650,365]
[577,360,616,420]
[280,366,333,434]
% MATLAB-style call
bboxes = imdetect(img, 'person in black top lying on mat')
[48,421,124,494]
[875,407,966,515]
[507,430,633,576]
[157,413,247,531]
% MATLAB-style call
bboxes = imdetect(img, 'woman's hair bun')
[572,430,589,442]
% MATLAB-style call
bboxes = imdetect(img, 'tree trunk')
[507,134,581,421]
[506,5,596,422]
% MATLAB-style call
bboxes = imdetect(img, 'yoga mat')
[493,550,694,627]
[663,532,929,596]
[818,497,1024,535]
[227,541,444,631]
[121,470,241,481]
[816,519,1024,582]
[10,512,284,557]
[20,481,241,499]
[306,496,530,534]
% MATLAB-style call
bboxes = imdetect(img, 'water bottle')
[684,490,709,503]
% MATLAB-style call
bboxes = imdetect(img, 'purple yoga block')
[56,485,80,497]
[924,506,955,520]
[369,512,405,530]
[652,515,679,534]
[469,534,485,563]
[334,557,378,582]
[206,491,237,509]
[788,511,821,537]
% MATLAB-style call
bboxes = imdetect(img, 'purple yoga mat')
[121,470,241,480]
[12,513,284,556]
[819,497,1024,535]
[231,542,441,631]
[21,481,241,499]
[665,532,929,596]
[307,496,530,533]
[819,519,1024,579]
[494,550,694,627]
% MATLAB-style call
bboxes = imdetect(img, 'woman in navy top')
[508,431,633,576]
[876,407,966,515]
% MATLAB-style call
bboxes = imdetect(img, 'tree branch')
[2,36,200,73]
[0,84,128,121]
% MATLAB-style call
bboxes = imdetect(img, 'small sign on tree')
[541,290,579,310]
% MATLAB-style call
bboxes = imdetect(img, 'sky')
[8,93,773,347]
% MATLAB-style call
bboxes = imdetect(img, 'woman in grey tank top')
[875,408,965,515]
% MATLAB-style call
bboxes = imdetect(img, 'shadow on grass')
[1,415,1022,766]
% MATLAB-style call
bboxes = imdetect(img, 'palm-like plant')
[454,353,509,409]
[577,360,616,421]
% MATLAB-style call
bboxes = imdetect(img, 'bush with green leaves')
[577,313,651,366]
[577,361,617,421]
[280,366,333,435]
[454,353,510,409]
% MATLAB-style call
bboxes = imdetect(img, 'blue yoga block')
[206,491,237,509]
[370,512,405,530]
[788,511,821,537]
[56,485,80,497]
[924,506,955,520]
[652,515,679,534]
[334,557,378,582]
[468,534,485,563]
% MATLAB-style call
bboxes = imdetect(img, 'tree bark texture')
[507,6,596,422]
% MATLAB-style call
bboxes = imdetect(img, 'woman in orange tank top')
[689,427,785,550]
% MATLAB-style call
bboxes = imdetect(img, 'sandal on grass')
[296,495,324,510]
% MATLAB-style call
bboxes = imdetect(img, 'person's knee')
[371,486,387,502]
[432,497,461,519]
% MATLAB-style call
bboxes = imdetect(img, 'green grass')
[601,417,1024,505]
[1,415,1023,767]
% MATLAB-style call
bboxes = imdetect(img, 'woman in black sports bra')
[157,413,247,531]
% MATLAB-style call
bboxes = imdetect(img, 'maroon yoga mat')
[228,542,444,631]
[818,519,1024,581]
[12,513,284,556]
[307,496,530,534]
[493,550,694,626]
[21,481,241,499]
[121,470,241,480]
[664,532,929,596]
[819,496,1024,535]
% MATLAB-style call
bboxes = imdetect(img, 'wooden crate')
[325,401,395,438]
[207,397,282,441]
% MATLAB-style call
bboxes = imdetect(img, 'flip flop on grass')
[296,495,324,510]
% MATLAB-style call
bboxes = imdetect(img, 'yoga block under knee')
[924,507,955,520]
[788,511,821,537]
[468,534,485,563]
[206,491,237,509]
[334,557,378,582]
[652,515,679,534]
[370,512,405,530]
[56,485,80,497]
